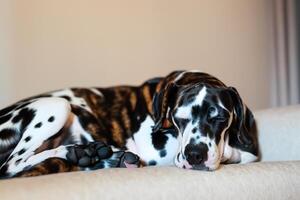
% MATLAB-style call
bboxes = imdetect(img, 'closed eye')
[212,116,227,122]
[208,113,227,123]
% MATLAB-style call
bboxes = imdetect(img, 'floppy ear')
[227,87,258,154]
[152,82,179,132]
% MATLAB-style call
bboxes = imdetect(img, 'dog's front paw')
[66,142,113,167]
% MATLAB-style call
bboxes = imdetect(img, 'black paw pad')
[78,156,93,167]
[66,147,78,164]
[119,152,140,168]
[96,146,113,159]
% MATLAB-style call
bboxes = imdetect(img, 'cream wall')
[0,0,13,107]
[0,0,273,110]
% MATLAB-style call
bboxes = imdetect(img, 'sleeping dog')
[0,70,258,178]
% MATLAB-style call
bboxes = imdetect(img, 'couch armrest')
[254,105,300,161]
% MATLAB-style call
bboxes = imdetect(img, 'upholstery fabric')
[0,162,299,200]
[0,105,299,200]
[256,105,300,161]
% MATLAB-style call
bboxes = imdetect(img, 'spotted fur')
[0,70,258,178]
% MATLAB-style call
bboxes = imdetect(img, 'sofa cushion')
[0,161,299,200]
[255,105,300,161]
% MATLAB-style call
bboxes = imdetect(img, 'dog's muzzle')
[184,142,209,170]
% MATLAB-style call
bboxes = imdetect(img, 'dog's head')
[152,71,257,171]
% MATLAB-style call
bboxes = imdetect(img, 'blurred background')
[0,0,299,110]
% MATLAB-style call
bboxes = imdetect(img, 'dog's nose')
[185,143,208,165]
[187,150,203,164]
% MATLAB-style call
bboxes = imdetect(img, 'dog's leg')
[12,158,79,178]
[1,142,140,178]
[0,97,72,178]
[0,144,72,178]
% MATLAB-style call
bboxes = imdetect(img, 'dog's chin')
[189,163,220,171]
[175,156,221,171]
[187,163,220,171]
[191,165,209,171]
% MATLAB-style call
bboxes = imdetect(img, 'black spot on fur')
[15,158,22,166]
[191,106,201,119]
[159,150,167,158]
[151,130,168,150]
[48,116,55,122]
[148,160,157,166]
[209,142,211,147]
[0,114,12,125]
[12,114,21,124]
[18,149,26,155]
[24,136,31,142]
[34,122,42,128]
[80,104,86,107]
[196,136,200,139]
[192,127,197,133]
[20,109,36,132]
[11,108,36,132]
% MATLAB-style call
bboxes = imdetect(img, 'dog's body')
[0,70,258,178]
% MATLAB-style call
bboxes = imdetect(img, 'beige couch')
[1,106,300,200]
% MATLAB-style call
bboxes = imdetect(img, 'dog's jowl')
[0,70,258,178]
